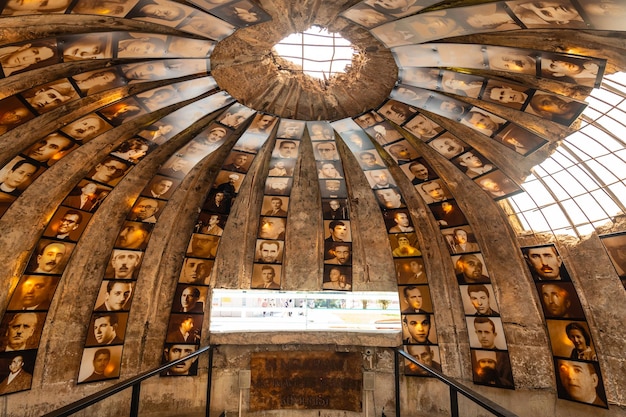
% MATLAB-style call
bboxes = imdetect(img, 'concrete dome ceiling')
[210,1,398,120]
[0,0,625,415]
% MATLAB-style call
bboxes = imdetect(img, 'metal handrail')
[42,344,517,417]
[42,344,216,417]
[395,347,519,417]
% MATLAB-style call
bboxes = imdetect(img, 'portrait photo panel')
[398,284,433,313]
[471,349,514,389]
[186,233,220,259]
[179,257,214,285]
[324,241,352,266]
[460,283,500,316]
[451,252,490,284]
[196,212,226,236]
[404,345,441,377]
[255,239,284,264]
[166,313,203,344]
[535,281,584,319]
[0,156,46,196]
[307,121,335,141]
[322,198,349,220]
[320,179,348,199]
[171,285,208,314]
[7,275,61,311]
[61,33,113,61]
[395,257,427,285]
[522,244,571,282]
[466,316,507,350]
[555,358,607,408]
[402,313,437,345]
[416,179,453,205]
[0,312,46,352]
[322,265,352,291]
[20,78,79,114]
[429,200,468,229]
[264,177,293,196]
[114,221,153,250]
[324,219,352,243]
[43,206,92,242]
[61,113,113,143]
[85,312,129,347]
[443,225,480,255]
[268,158,295,177]
[161,343,199,377]
[261,195,289,217]
[78,345,123,384]
[251,263,282,289]
[547,320,597,360]
[258,216,286,241]
[0,350,37,395]
[22,132,78,167]
[389,232,420,258]
[94,280,135,312]
[276,119,305,139]
[26,239,76,275]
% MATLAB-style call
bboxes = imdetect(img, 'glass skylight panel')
[551,148,576,169]
[585,160,619,183]
[608,182,626,207]
[589,87,622,105]
[520,210,550,231]
[590,189,622,215]
[561,138,593,160]
[542,175,572,200]
[607,107,626,126]
[605,71,626,86]
[573,194,606,221]
[561,166,599,193]
[581,107,602,121]
[274,27,357,79]
[560,199,589,224]
[580,126,620,152]
[531,165,548,177]
[576,221,592,236]
[509,193,539,211]
[521,181,556,205]
[538,158,566,175]
[586,96,614,113]
[543,204,572,229]
[595,154,626,177]
[597,116,625,139]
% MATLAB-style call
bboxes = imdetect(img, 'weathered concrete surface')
[0,2,624,417]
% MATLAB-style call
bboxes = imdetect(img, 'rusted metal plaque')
[250,351,362,412]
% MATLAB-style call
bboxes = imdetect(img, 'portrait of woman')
[0,40,59,77]
[73,69,123,95]
[21,79,78,113]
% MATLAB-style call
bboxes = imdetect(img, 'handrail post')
[206,346,214,417]
[394,349,401,417]
[450,385,458,417]
[130,382,141,417]
[395,348,519,417]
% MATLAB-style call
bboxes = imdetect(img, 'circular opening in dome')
[272,26,358,80]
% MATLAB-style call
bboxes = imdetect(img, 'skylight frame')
[504,72,626,238]
[273,26,357,80]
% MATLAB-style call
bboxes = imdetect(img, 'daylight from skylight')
[273,26,356,80]
[505,71,626,238]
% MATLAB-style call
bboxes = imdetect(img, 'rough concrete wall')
[0,5,624,417]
